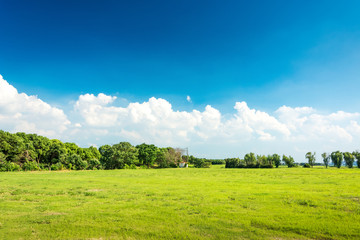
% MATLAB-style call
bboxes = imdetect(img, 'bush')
[193,158,211,168]
[0,161,21,172]
[303,163,311,168]
[51,162,65,171]
[124,164,137,169]
[169,162,178,168]
[208,159,225,165]
[88,158,101,170]
[23,161,40,171]
[225,158,240,168]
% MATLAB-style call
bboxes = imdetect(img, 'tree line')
[1,130,360,171]
[0,130,209,171]
[305,151,360,168]
[225,151,360,169]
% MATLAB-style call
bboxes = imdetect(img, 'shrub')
[303,163,311,168]
[88,158,101,170]
[208,159,225,165]
[23,161,40,171]
[124,164,137,169]
[225,158,240,168]
[51,162,65,171]
[0,161,21,172]
[193,158,211,168]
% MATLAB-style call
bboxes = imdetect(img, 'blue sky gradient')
[1,1,360,160]
[2,0,360,112]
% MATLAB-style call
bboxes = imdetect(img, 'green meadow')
[0,166,359,239]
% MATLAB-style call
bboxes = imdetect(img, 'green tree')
[272,154,281,168]
[99,145,114,169]
[331,151,343,168]
[305,152,316,167]
[282,155,295,168]
[99,142,138,169]
[112,142,139,168]
[343,152,355,168]
[136,143,157,168]
[244,153,256,167]
[321,152,330,168]
[352,151,360,168]
[225,158,239,168]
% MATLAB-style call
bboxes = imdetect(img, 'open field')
[0,166,360,239]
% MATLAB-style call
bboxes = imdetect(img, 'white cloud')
[2,74,360,161]
[186,95,191,102]
[0,75,71,138]
[73,93,360,160]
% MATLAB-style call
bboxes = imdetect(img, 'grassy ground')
[0,166,359,239]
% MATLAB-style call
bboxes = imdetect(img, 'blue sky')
[1,1,360,160]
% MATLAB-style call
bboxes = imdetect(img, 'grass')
[0,166,360,239]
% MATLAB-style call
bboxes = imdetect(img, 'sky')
[1,0,360,161]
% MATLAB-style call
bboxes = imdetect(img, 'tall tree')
[321,152,330,168]
[282,155,295,168]
[272,154,281,168]
[343,152,355,168]
[352,151,360,168]
[136,143,157,168]
[331,151,343,168]
[244,153,256,167]
[305,152,316,167]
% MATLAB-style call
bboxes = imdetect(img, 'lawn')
[0,166,359,239]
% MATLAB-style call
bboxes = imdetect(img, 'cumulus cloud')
[0,75,71,138]
[2,74,360,160]
[74,94,222,145]
[186,95,191,102]
[73,93,360,159]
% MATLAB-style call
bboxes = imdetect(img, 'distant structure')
[176,147,189,168]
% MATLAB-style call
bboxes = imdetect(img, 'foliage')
[352,151,360,168]
[282,155,295,168]
[272,154,281,168]
[206,159,225,165]
[321,153,330,168]
[2,130,360,171]
[305,152,316,167]
[136,143,157,168]
[225,158,240,168]
[156,147,182,168]
[303,163,311,168]
[193,158,211,168]
[244,152,257,167]
[343,152,355,168]
[331,151,343,168]
[23,160,41,171]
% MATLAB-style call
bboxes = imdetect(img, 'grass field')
[0,166,360,239]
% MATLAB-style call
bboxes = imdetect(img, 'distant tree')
[272,154,281,168]
[99,145,113,169]
[193,158,211,168]
[343,152,355,168]
[225,158,240,168]
[305,152,316,167]
[352,151,360,168]
[331,151,343,168]
[136,143,157,168]
[244,153,257,167]
[321,153,330,168]
[99,142,138,169]
[282,155,295,168]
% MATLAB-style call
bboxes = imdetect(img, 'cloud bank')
[0,75,70,137]
[1,74,360,160]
